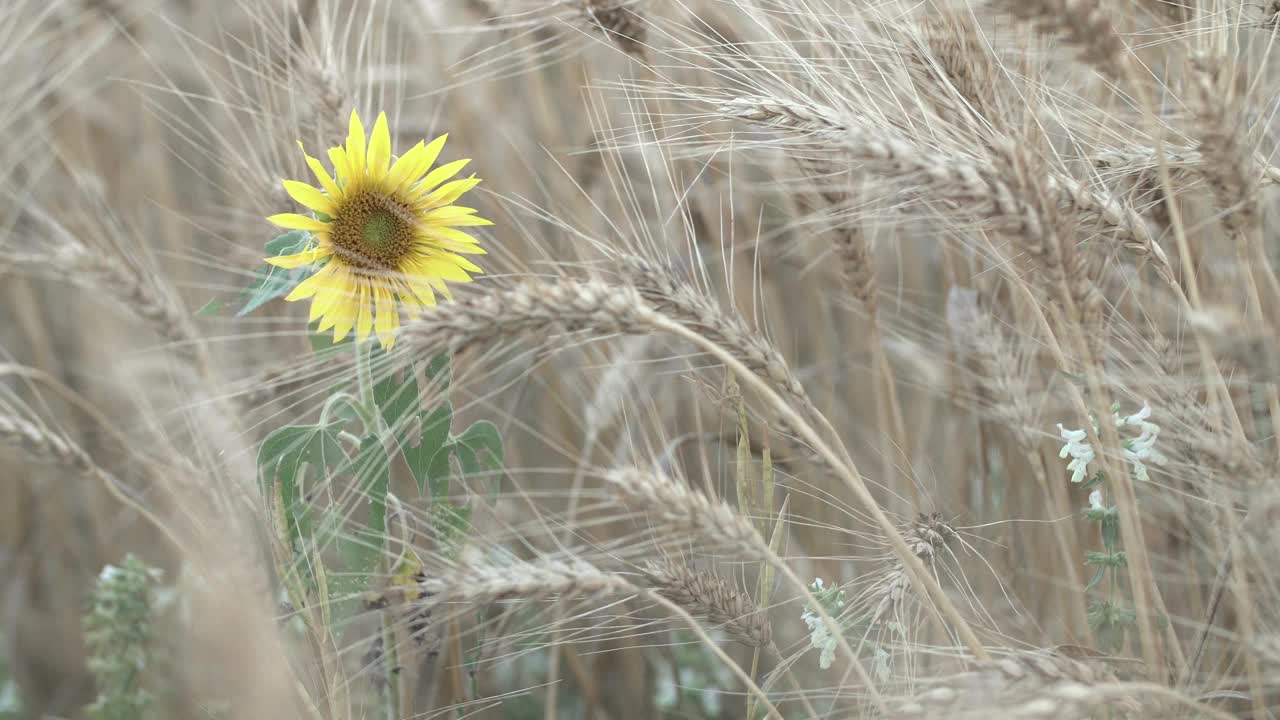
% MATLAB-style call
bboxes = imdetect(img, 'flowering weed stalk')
[83,555,164,720]
[1059,402,1167,652]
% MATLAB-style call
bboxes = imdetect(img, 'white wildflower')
[1057,425,1095,483]
[1116,402,1167,481]
[1058,402,1165,483]
[1089,488,1104,511]
[801,578,845,670]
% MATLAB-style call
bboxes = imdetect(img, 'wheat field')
[2,0,1280,718]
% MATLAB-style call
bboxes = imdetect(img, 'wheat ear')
[640,561,771,646]
[417,557,783,719]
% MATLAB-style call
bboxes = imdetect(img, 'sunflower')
[265,109,489,349]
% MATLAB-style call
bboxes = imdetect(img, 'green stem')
[381,608,400,720]
[354,339,392,439]
[356,339,377,418]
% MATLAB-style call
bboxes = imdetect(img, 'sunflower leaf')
[426,353,451,386]
[256,423,347,590]
[371,347,420,433]
[456,419,505,501]
[328,435,391,632]
[430,502,472,558]
[238,230,317,317]
[409,404,452,496]
[425,442,456,500]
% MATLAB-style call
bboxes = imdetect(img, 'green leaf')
[1085,565,1106,591]
[344,435,391,568]
[426,353,451,386]
[327,436,391,633]
[426,442,456,500]
[457,420,504,473]
[404,399,455,497]
[256,424,347,586]
[430,502,472,558]
[238,230,317,317]
[195,298,222,318]
[458,419,505,500]
[372,349,420,434]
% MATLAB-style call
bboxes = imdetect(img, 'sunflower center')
[330,191,416,271]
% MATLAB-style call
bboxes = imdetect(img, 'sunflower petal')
[328,146,351,187]
[355,280,374,342]
[284,261,336,301]
[427,275,454,301]
[419,227,488,254]
[409,158,471,199]
[367,112,391,182]
[283,180,335,216]
[422,226,482,245]
[331,274,360,342]
[309,285,336,322]
[346,110,367,180]
[438,252,484,274]
[374,284,399,349]
[438,215,493,228]
[385,140,426,191]
[316,266,353,333]
[394,281,426,314]
[298,141,342,199]
[264,245,332,269]
[410,257,474,283]
[268,213,331,232]
[403,275,437,308]
[424,206,493,228]
[415,177,481,211]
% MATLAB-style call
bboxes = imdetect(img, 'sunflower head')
[265,110,490,349]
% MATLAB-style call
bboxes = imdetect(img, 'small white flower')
[802,578,843,670]
[1088,489,1104,511]
[801,606,837,669]
[1058,424,1096,483]
[1058,402,1164,484]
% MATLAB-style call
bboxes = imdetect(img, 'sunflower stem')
[381,607,400,720]
[356,339,377,418]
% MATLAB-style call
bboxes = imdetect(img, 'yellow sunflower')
[266,109,489,349]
